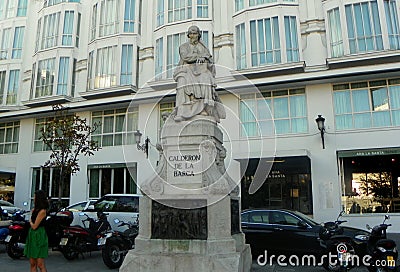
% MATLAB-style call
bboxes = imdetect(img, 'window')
[333,78,400,130]
[284,16,299,62]
[89,167,137,198]
[11,26,24,59]
[121,45,133,85]
[62,11,74,46]
[94,46,117,89]
[41,12,61,49]
[90,4,97,41]
[159,102,175,129]
[44,0,80,7]
[99,0,119,37]
[35,19,41,52]
[57,57,70,95]
[235,23,246,70]
[240,88,307,137]
[124,0,135,32]
[155,38,164,79]
[35,58,56,98]
[166,32,186,78]
[0,121,20,154]
[6,0,16,18]
[250,0,295,6]
[339,153,400,214]
[197,0,208,18]
[384,0,400,50]
[87,51,94,89]
[250,17,281,67]
[235,0,244,12]
[17,0,27,16]
[327,8,344,57]
[91,108,138,147]
[0,71,5,104]
[167,0,192,23]
[7,69,19,105]
[156,0,164,27]
[75,13,81,47]
[34,118,52,151]
[0,28,11,60]
[345,1,383,54]
[31,167,71,207]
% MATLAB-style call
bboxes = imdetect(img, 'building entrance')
[240,156,312,215]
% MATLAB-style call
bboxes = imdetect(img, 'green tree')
[40,105,100,208]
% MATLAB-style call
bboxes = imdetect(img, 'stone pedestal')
[120,116,252,272]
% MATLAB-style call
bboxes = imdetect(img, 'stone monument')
[120,25,251,272]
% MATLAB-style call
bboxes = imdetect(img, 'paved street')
[0,244,370,272]
[2,232,400,272]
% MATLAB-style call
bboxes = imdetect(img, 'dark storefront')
[240,156,312,215]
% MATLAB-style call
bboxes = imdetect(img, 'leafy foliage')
[39,104,100,201]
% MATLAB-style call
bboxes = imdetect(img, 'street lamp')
[134,130,150,158]
[315,115,326,149]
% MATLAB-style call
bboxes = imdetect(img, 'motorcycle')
[5,206,73,259]
[59,211,111,260]
[0,208,12,244]
[319,211,357,272]
[364,215,398,272]
[101,217,138,268]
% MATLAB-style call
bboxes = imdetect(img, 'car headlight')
[354,234,369,241]
[377,247,387,253]
[393,247,397,253]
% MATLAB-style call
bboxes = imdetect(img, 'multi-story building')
[1,0,400,230]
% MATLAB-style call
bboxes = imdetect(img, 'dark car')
[241,209,369,257]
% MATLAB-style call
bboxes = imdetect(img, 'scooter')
[365,215,398,272]
[0,208,12,244]
[5,209,31,259]
[319,211,357,272]
[59,211,111,260]
[5,207,74,259]
[101,217,138,268]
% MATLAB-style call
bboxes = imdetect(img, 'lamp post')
[315,115,326,149]
[134,130,150,158]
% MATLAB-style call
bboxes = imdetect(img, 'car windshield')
[292,211,318,226]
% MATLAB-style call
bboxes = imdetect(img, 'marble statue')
[173,25,226,122]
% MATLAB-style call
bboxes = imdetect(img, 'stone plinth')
[120,116,251,272]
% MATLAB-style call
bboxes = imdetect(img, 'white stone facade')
[1,0,400,231]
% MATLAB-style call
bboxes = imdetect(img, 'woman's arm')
[30,209,46,230]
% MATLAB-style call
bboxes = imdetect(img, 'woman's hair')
[34,189,49,211]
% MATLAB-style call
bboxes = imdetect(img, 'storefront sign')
[338,147,400,158]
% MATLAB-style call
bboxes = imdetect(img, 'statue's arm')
[180,44,198,64]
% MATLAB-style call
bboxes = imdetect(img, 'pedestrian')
[24,190,49,272]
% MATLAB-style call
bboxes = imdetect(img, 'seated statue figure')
[173,25,225,122]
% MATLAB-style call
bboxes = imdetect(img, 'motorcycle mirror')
[366,224,371,230]
[114,218,120,224]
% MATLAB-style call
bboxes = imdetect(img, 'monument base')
[120,237,252,272]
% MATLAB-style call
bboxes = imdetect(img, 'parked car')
[70,194,140,231]
[62,200,97,212]
[0,200,22,214]
[241,209,369,258]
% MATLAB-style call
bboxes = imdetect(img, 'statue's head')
[187,25,201,39]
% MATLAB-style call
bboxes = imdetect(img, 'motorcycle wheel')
[102,243,124,269]
[61,237,79,261]
[6,238,23,259]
